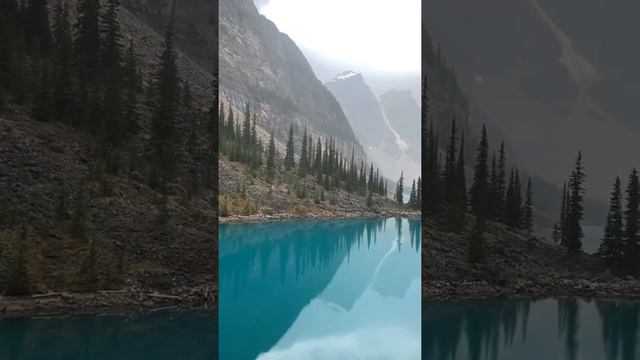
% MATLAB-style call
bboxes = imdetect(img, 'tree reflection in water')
[423,298,640,360]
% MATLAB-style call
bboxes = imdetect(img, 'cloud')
[258,0,421,74]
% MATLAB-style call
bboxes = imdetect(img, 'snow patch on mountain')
[331,71,359,81]
[379,101,409,153]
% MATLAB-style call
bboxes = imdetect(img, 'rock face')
[379,89,421,163]
[219,0,359,153]
[120,0,217,72]
[324,71,398,156]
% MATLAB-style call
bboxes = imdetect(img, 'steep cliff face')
[379,89,421,163]
[120,0,217,73]
[218,0,359,151]
[324,71,399,157]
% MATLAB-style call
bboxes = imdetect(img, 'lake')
[0,310,216,359]
[423,298,640,360]
[219,218,421,360]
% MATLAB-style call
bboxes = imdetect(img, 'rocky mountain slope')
[324,71,398,157]
[219,0,360,156]
[379,89,421,163]
[324,71,422,182]
[0,1,217,313]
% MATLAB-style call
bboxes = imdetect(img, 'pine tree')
[299,126,308,176]
[470,125,490,218]
[314,138,322,175]
[75,0,101,72]
[444,118,458,206]
[75,0,102,128]
[495,142,507,221]
[559,182,568,246]
[102,0,122,71]
[599,176,623,268]
[284,124,295,170]
[622,169,640,274]
[52,0,75,124]
[566,152,586,255]
[122,40,140,135]
[150,21,180,185]
[396,172,404,205]
[416,176,422,210]
[409,179,417,209]
[242,102,251,147]
[448,132,467,232]
[25,0,52,56]
[522,177,534,237]
[266,131,276,183]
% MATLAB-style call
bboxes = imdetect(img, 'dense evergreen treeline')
[424,120,534,263]
[0,0,217,295]
[547,152,640,277]
[596,168,640,276]
[218,102,421,212]
[423,75,535,263]
[0,0,216,190]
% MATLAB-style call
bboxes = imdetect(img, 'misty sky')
[256,0,421,97]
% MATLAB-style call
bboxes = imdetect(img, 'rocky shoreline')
[0,286,216,318]
[219,210,420,224]
[423,218,640,302]
[423,279,640,301]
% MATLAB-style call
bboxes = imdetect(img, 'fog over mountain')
[423,0,640,206]
[255,0,421,182]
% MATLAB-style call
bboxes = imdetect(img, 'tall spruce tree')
[396,172,404,205]
[447,131,467,232]
[52,0,75,124]
[470,125,490,218]
[495,142,507,221]
[566,152,586,255]
[150,20,180,185]
[25,0,52,56]
[522,177,534,237]
[444,118,458,205]
[409,180,417,209]
[599,176,624,268]
[266,131,276,183]
[299,126,308,176]
[284,124,295,170]
[75,0,102,127]
[622,169,640,274]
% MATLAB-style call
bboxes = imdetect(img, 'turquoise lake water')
[423,298,640,360]
[219,218,422,360]
[0,310,216,359]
